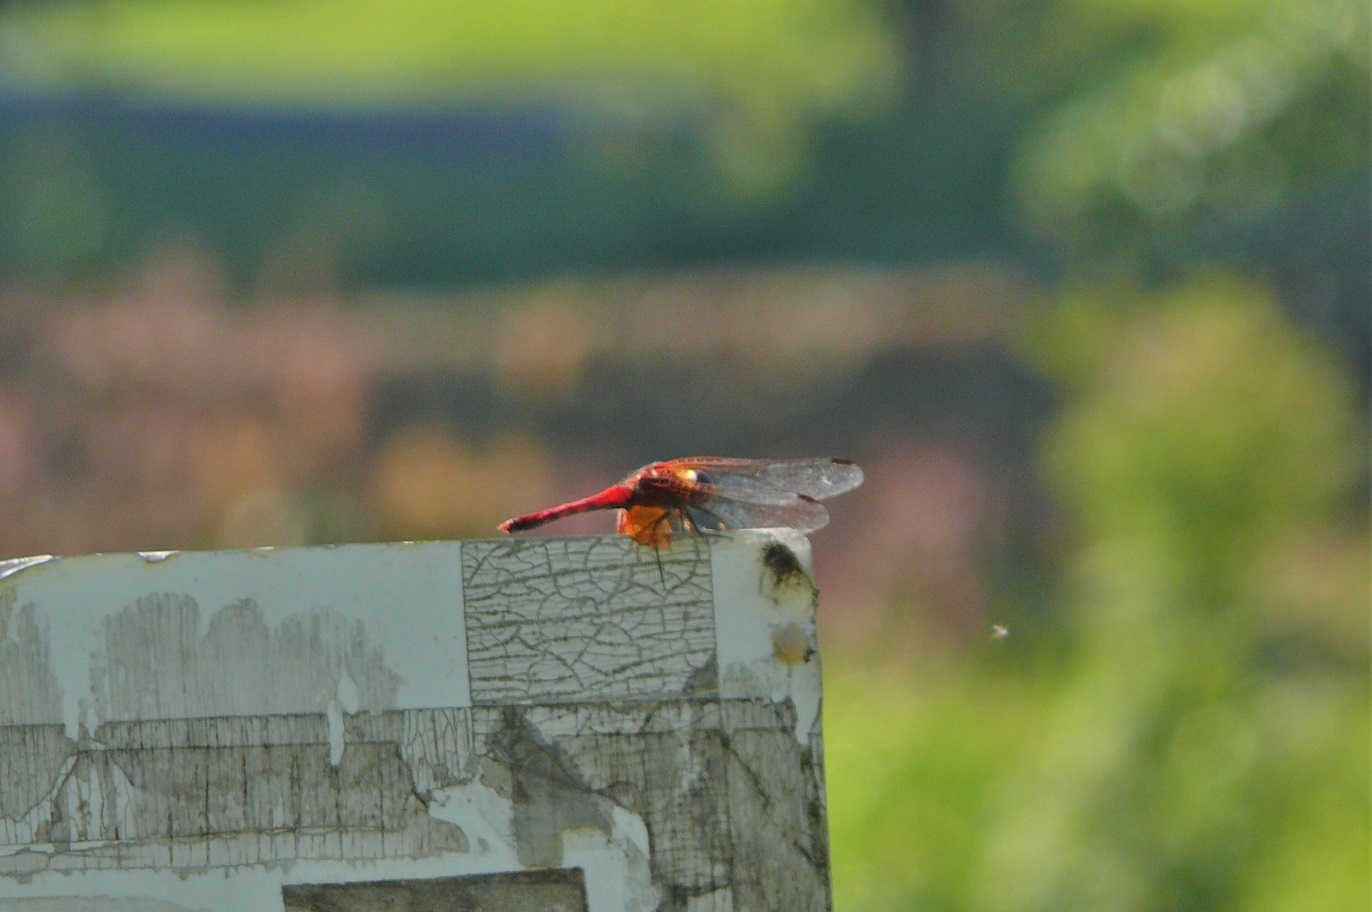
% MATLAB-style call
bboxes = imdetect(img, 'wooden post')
[0,531,831,911]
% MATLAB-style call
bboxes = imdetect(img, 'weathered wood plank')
[0,531,830,911]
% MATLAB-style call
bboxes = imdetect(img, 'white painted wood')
[0,531,830,911]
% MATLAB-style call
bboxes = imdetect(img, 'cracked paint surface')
[462,537,716,703]
[0,533,830,911]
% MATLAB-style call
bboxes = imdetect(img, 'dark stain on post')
[283,868,589,912]
[760,542,806,586]
[759,541,819,611]
[487,707,611,868]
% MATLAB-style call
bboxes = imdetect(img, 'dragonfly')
[499,456,864,546]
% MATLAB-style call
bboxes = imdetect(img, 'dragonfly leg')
[651,518,672,590]
[666,508,722,538]
[682,505,728,536]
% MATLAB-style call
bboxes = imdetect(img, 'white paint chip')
[0,555,58,582]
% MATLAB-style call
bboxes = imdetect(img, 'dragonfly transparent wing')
[679,456,864,502]
[688,493,832,534]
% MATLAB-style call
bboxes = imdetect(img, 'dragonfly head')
[678,467,711,485]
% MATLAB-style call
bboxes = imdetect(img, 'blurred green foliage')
[1,0,1364,300]
[0,0,900,190]
[2,0,900,109]
[828,278,1368,911]
[1032,277,1359,594]
[977,0,1369,256]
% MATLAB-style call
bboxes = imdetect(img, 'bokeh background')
[0,1,1367,908]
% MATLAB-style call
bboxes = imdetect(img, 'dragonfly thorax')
[629,463,705,508]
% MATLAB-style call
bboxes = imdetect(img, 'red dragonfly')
[499,456,864,546]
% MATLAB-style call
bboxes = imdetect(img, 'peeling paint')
[461,537,715,704]
[0,556,58,582]
[0,590,63,726]
[0,899,203,912]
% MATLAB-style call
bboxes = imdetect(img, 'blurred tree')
[960,0,1370,261]
[978,277,1368,911]
[0,0,929,286]
[0,0,902,193]
[829,276,1368,912]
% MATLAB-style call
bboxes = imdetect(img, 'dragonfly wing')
[750,457,864,500]
[675,456,864,501]
[695,475,802,506]
[694,493,832,534]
